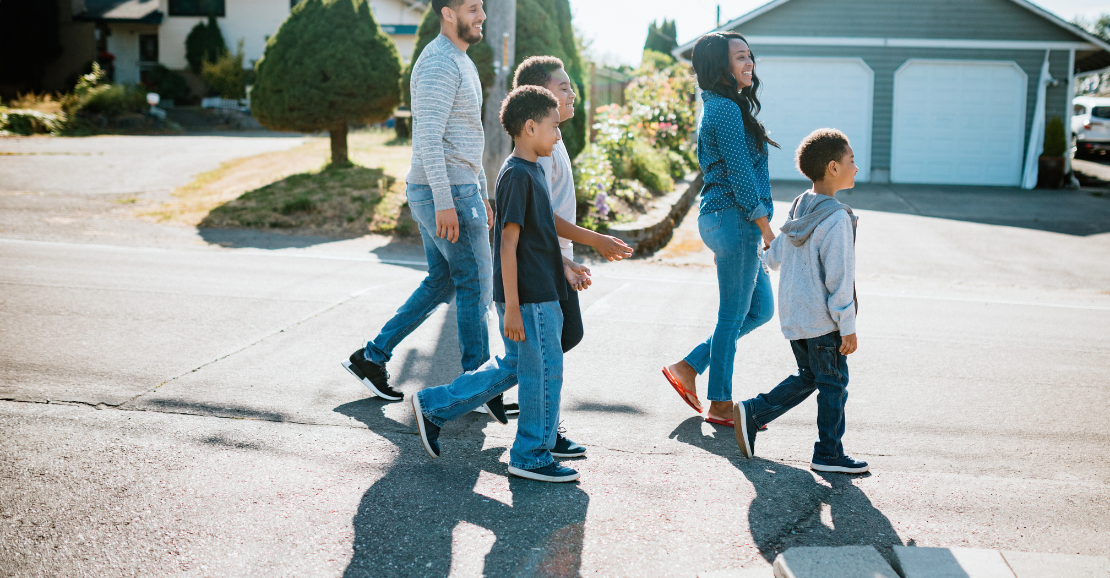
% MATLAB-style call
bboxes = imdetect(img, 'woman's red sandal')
[662,366,701,413]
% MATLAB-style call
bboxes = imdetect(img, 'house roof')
[673,0,1110,73]
[76,0,163,24]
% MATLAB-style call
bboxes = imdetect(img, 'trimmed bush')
[147,64,192,102]
[185,14,228,74]
[202,39,247,99]
[252,0,403,166]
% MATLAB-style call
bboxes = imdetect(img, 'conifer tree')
[252,0,402,166]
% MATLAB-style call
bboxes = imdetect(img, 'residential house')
[675,0,1110,187]
[66,0,424,88]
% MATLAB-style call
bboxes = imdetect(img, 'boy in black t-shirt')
[411,86,583,483]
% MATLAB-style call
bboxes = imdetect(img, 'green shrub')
[281,195,317,214]
[571,144,615,231]
[630,142,674,193]
[0,109,63,135]
[253,0,402,166]
[592,104,635,179]
[624,63,697,158]
[640,49,674,72]
[185,14,228,74]
[147,64,192,102]
[81,83,147,116]
[665,149,687,179]
[1043,116,1066,157]
[202,39,247,99]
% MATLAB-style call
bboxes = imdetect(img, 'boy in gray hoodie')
[732,128,869,474]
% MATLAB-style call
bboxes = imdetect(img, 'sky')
[567,0,1110,67]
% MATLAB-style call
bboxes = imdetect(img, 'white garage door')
[891,60,1027,186]
[755,57,874,182]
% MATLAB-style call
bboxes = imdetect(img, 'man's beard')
[457,19,483,45]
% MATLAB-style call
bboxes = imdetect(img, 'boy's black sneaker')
[482,394,509,425]
[473,397,520,416]
[551,428,586,458]
[733,400,757,458]
[411,395,441,459]
[811,455,869,474]
[342,349,403,401]
[508,463,580,483]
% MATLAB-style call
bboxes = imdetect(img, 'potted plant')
[1037,116,1067,189]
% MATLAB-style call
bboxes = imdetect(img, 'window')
[139,34,158,62]
[1092,107,1110,120]
[1074,104,1086,116]
[169,0,225,17]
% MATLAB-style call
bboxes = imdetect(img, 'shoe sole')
[481,402,509,425]
[810,463,869,474]
[507,465,580,482]
[550,450,587,458]
[411,395,439,459]
[473,405,519,416]
[733,402,753,459]
[342,360,403,401]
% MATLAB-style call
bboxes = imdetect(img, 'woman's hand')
[753,216,775,250]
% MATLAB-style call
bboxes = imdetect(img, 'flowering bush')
[571,144,615,231]
[624,63,697,160]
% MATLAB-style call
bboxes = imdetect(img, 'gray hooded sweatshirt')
[761,192,858,341]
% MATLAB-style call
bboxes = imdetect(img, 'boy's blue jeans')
[364,183,493,373]
[416,302,564,471]
[745,331,850,461]
[684,206,775,402]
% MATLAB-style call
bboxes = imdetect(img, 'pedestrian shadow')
[335,399,590,578]
[669,416,903,563]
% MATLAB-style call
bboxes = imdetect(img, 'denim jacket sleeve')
[711,100,771,222]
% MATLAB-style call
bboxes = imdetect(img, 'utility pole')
[481,0,515,197]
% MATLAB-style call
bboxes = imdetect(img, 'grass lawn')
[145,129,415,237]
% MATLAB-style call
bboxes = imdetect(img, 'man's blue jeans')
[745,331,850,461]
[684,206,775,402]
[417,302,564,470]
[365,183,493,373]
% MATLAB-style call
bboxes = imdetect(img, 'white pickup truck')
[1073,96,1110,158]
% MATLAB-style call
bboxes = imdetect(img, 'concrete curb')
[773,546,899,578]
[608,171,703,256]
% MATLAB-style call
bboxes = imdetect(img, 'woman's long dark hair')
[692,32,779,151]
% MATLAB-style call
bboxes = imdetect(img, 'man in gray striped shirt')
[342,0,495,401]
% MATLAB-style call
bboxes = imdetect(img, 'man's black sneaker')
[551,428,586,458]
[342,349,403,401]
[733,400,757,458]
[811,455,869,474]
[508,462,580,482]
[411,395,440,459]
[482,394,509,425]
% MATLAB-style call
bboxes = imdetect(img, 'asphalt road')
[1,136,1108,577]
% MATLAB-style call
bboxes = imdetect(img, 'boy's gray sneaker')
[411,395,441,459]
[508,463,580,483]
[342,349,403,401]
[811,455,869,474]
[551,428,586,458]
[733,400,757,458]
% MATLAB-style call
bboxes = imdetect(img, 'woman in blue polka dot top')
[662,32,779,428]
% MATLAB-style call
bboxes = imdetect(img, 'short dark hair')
[500,85,559,138]
[513,56,564,89]
[795,128,850,182]
[432,0,464,20]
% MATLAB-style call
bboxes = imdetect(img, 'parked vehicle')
[1072,96,1110,158]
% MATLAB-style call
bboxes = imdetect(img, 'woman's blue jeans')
[417,302,564,471]
[364,183,493,373]
[684,206,775,402]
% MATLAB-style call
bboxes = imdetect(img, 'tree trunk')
[329,123,349,166]
[481,0,516,196]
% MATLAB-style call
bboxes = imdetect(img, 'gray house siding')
[745,40,1072,174]
[738,0,1077,42]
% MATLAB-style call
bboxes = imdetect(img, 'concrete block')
[1001,550,1110,578]
[892,546,1015,578]
[773,546,899,578]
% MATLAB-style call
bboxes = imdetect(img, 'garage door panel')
[891,60,1027,186]
[754,57,873,182]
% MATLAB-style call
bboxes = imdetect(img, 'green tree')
[644,19,677,58]
[202,39,247,99]
[185,14,228,74]
[404,0,588,160]
[252,0,403,166]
